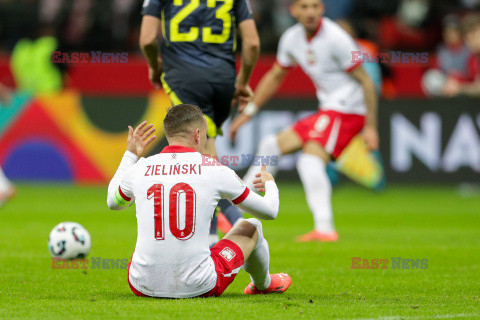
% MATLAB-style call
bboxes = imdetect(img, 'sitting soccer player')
[107,104,292,298]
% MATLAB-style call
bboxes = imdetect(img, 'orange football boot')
[296,230,339,242]
[244,273,292,295]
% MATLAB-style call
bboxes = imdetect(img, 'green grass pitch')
[0,183,478,319]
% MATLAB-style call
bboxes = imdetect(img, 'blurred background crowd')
[0,0,478,53]
[0,0,480,98]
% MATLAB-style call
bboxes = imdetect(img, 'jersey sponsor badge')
[219,247,236,261]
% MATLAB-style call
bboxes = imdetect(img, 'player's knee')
[244,218,263,238]
[302,141,330,162]
[259,134,279,153]
[297,153,330,189]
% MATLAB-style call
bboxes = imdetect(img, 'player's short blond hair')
[163,104,206,137]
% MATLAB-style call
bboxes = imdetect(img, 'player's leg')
[206,137,242,242]
[296,141,338,242]
[204,82,244,235]
[202,217,292,297]
[223,219,292,294]
[243,128,303,190]
[295,111,366,242]
[204,134,243,235]
[208,79,252,231]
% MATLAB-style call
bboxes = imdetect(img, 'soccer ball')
[48,222,91,260]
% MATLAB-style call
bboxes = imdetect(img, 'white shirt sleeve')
[276,32,296,69]
[219,166,250,203]
[331,27,361,72]
[220,167,279,220]
[236,181,279,220]
[107,151,138,211]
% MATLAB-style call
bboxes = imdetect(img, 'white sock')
[296,154,335,233]
[0,167,12,192]
[243,134,281,190]
[242,218,271,290]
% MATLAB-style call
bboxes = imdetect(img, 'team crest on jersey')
[219,247,236,261]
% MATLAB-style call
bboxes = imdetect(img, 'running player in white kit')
[229,0,379,242]
[107,104,292,298]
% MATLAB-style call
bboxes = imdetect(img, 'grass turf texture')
[0,183,478,320]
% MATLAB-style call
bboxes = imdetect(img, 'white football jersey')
[276,18,366,115]
[118,146,250,298]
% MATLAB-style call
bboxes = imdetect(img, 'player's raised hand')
[231,84,253,110]
[442,77,461,97]
[229,113,251,140]
[362,125,379,151]
[253,165,275,193]
[127,121,156,157]
[148,58,163,90]
[149,67,162,90]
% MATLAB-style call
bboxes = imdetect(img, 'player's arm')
[230,63,289,139]
[107,151,138,211]
[233,19,260,106]
[140,12,162,89]
[232,0,260,107]
[459,82,480,96]
[236,165,279,220]
[443,78,480,97]
[107,121,156,210]
[349,65,379,150]
[221,165,279,220]
[230,29,294,139]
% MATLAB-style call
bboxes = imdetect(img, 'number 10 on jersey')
[147,183,197,240]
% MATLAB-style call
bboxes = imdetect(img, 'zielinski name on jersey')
[145,164,201,177]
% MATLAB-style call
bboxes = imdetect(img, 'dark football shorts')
[161,63,236,138]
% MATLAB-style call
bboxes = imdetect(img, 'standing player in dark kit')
[139,0,260,242]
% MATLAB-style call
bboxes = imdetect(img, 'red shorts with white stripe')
[292,110,365,159]
[127,239,244,298]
